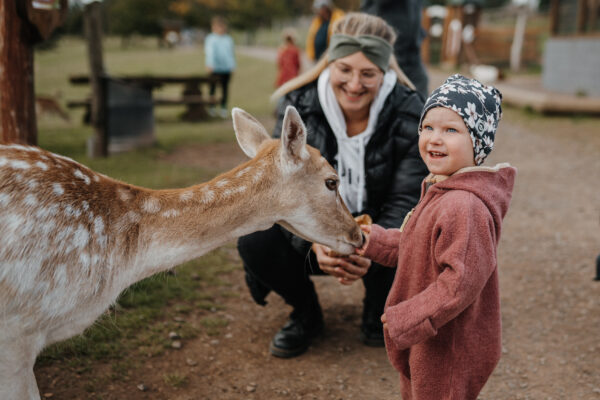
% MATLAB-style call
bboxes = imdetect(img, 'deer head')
[233,106,363,254]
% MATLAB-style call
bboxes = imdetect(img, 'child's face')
[419,107,475,176]
[212,22,226,34]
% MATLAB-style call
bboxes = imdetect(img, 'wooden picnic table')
[68,74,223,121]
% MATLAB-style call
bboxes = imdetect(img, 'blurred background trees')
[61,0,363,37]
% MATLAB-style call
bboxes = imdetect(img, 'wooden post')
[83,1,108,158]
[0,0,38,145]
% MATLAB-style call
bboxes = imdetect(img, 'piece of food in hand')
[328,214,372,257]
[354,214,372,226]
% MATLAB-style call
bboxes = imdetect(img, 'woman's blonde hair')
[271,12,416,102]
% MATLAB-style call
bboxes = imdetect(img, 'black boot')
[270,304,324,358]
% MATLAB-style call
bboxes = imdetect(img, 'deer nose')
[350,226,364,247]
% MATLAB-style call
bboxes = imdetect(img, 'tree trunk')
[0,0,37,145]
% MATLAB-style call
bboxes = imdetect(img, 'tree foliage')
[59,0,362,37]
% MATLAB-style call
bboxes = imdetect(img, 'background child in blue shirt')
[204,16,236,118]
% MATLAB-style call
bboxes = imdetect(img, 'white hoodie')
[317,67,398,213]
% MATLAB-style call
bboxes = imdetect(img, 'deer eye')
[325,178,338,191]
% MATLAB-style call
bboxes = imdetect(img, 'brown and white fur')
[0,106,363,400]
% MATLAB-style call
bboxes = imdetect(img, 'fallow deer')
[0,106,363,400]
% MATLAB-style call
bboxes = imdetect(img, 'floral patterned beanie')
[419,74,503,165]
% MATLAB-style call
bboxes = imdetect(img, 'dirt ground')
[35,97,600,398]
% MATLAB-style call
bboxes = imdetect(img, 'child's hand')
[355,224,371,256]
[381,312,388,332]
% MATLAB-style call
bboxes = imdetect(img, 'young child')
[357,74,516,400]
[275,28,301,88]
[204,16,235,118]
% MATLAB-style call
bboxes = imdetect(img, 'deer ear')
[232,108,271,158]
[281,106,308,166]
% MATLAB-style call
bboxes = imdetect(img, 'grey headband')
[328,34,393,71]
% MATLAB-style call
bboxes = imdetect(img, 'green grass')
[34,36,275,374]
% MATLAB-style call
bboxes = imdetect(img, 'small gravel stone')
[137,383,148,392]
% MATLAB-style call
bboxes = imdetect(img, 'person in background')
[238,13,427,359]
[306,0,345,63]
[361,0,429,99]
[357,74,515,399]
[276,28,301,88]
[204,16,235,118]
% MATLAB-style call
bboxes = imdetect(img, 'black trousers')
[237,225,396,326]
[209,72,231,108]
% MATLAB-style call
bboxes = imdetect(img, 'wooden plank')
[153,96,220,106]
[69,74,220,86]
[496,82,600,114]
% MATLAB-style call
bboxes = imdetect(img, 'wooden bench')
[67,74,223,121]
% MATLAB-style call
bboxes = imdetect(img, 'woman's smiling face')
[329,52,383,117]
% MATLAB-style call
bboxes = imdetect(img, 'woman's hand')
[312,243,372,285]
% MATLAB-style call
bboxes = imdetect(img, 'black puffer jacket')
[274,80,428,241]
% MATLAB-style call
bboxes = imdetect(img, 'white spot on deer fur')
[223,185,247,197]
[36,204,59,219]
[3,144,30,152]
[0,157,8,167]
[235,166,252,178]
[97,235,107,248]
[24,194,38,206]
[93,175,100,182]
[72,224,90,249]
[79,252,91,270]
[179,190,194,202]
[252,168,264,183]
[161,209,180,218]
[10,160,30,170]
[53,183,64,196]
[35,161,48,171]
[64,204,81,218]
[74,169,91,185]
[142,197,161,213]
[215,179,229,188]
[200,188,215,204]
[26,180,38,191]
[117,188,133,201]
[0,193,11,206]
[93,216,104,235]
[93,217,107,247]
[82,201,89,211]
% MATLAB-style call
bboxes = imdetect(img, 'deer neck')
[117,155,280,287]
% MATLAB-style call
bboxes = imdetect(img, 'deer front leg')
[0,335,44,400]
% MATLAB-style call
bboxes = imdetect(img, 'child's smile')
[419,107,476,176]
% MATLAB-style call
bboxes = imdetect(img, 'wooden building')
[542,0,600,96]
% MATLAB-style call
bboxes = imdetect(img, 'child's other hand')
[355,224,371,256]
[381,313,388,332]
